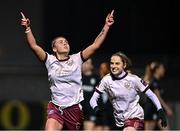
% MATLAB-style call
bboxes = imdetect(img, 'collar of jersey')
[110,71,128,80]
[55,55,70,62]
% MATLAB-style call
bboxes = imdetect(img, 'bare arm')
[82,10,114,60]
[145,89,168,128]
[154,89,173,116]
[21,12,46,61]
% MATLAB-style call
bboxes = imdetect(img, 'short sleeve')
[45,53,55,69]
[71,52,84,65]
[80,51,87,62]
[134,76,149,93]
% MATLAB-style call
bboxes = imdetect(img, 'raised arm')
[21,12,46,61]
[82,10,114,60]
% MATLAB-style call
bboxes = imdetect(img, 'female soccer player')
[20,10,114,130]
[143,61,173,130]
[90,52,167,131]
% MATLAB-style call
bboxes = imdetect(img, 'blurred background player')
[99,62,110,79]
[81,58,99,131]
[143,61,173,130]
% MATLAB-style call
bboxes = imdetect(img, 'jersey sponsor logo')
[140,79,148,86]
[82,85,94,92]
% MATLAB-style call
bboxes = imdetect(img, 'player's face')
[99,63,109,78]
[110,55,125,76]
[82,59,94,73]
[53,37,70,54]
[157,64,165,78]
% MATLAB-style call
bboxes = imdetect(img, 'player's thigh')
[123,127,137,131]
[45,118,63,130]
[94,125,104,131]
[103,125,111,131]
[145,120,156,130]
[83,120,95,130]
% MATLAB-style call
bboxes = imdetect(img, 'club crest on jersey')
[124,81,131,89]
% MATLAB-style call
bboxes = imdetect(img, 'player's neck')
[56,53,69,61]
[83,70,93,76]
[117,70,126,78]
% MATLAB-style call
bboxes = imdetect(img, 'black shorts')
[81,101,96,121]
[144,101,158,121]
[95,103,115,128]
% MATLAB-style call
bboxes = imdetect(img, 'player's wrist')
[157,108,167,127]
[94,106,103,117]
[25,27,31,33]
[94,106,100,112]
[104,23,111,28]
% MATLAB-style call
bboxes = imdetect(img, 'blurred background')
[0,0,179,130]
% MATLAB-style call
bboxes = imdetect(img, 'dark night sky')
[44,0,180,55]
[42,0,180,79]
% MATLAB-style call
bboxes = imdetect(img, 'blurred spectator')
[99,62,110,79]
[81,59,99,131]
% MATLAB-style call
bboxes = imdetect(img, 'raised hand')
[20,12,30,28]
[105,10,114,27]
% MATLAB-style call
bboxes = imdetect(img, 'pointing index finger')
[20,12,26,19]
[110,10,114,16]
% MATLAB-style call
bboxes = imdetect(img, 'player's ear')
[123,62,127,69]
[52,46,57,53]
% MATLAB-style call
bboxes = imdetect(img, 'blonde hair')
[51,36,66,48]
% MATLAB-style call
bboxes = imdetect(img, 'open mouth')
[112,68,118,72]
